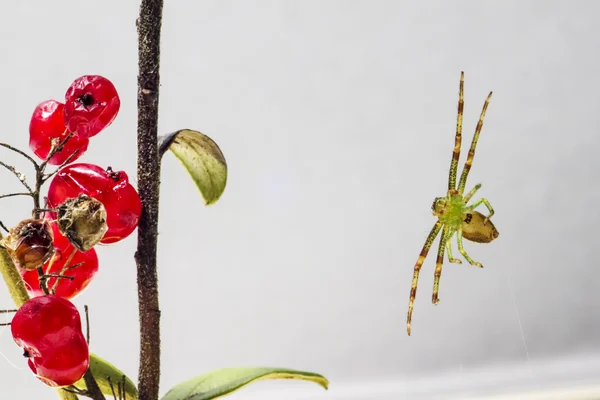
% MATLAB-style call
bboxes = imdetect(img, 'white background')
[1,1,599,399]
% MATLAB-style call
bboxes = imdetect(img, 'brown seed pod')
[56,194,108,252]
[462,210,499,244]
[0,219,55,270]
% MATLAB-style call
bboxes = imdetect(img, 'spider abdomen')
[462,210,499,243]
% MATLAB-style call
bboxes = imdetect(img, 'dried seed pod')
[56,194,108,252]
[0,219,55,270]
[462,210,499,244]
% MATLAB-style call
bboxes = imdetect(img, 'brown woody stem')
[135,0,164,399]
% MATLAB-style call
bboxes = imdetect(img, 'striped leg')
[432,225,450,305]
[465,197,495,223]
[457,228,483,267]
[448,72,465,192]
[445,228,462,264]
[407,220,443,335]
[463,183,482,203]
[457,91,493,195]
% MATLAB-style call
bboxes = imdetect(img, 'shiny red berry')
[29,100,89,165]
[11,295,89,387]
[63,75,120,139]
[27,333,89,388]
[21,222,99,300]
[47,163,141,244]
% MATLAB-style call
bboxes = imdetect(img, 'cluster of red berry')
[29,75,120,165]
[3,75,141,387]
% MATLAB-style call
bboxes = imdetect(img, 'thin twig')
[50,248,77,294]
[122,376,127,400]
[135,1,164,399]
[38,133,74,172]
[31,133,75,219]
[0,161,34,194]
[37,267,50,295]
[62,387,86,396]
[43,273,74,281]
[67,262,85,270]
[0,309,17,313]
[43,148,81,182]
[84,305,90,345]
[108,377,118,400]
[35,208,55,213]
[0,192,32,200]
[0,142,40,171]
[0,221,9,233]
[118,379,123,400]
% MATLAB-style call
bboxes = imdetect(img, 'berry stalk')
[135,1,164,399]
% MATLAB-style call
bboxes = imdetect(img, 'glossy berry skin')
[21,222,99,300]
[29,100,89,165]
[48,163,141,244]
[64,75,120,139]
[11,295,89,387]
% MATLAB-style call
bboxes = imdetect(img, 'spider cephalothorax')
[431,194,466,227]
[407,72,499,336]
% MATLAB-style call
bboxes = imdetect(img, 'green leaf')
[73,353,138,399]
[158,129,227,205]
[161,367,329,400]
[58,390,79,400]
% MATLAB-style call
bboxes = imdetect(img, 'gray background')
[1,1,599,399]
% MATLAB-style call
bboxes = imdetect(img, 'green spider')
[406,72,499,336]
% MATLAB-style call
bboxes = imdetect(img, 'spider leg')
[465,197,495,223]
[457,228,483,267]
[457,90,493,195]
[445,229,462,264]
[448,72,464,192]
[407,220,443,336]
[432,226,450,305]
[463,183,481,204]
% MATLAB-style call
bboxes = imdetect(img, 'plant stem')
[82,371,106,400]
[0,233,30,308]
[135,1,163,399]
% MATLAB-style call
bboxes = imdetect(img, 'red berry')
[63,75,120,138]
[27,332,89,388]
[21,222,99,300]
[29,100,89,165]
[11,295,89,387]
[47,163,141,244]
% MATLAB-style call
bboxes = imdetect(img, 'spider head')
[431,197,447,216]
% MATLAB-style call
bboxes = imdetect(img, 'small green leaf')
[158,129,227,205]
[58,389,79,400]
[74,353,138,399]
[161,367,328,400]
